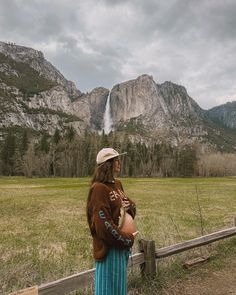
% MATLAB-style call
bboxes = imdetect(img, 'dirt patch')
[163,257,236,295]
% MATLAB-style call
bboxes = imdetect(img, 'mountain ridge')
[207,101,236,129]
[0,41,235,152]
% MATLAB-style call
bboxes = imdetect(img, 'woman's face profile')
[112,158,121,174]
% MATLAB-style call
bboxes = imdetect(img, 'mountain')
[110,75,205,137]
[0,41,236,151]
[207,101,236,129]
[0,41,108,134]
[0,41,81,98]
[109,75,236,151]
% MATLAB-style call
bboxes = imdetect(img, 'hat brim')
[98,152,127,165]
[117,152,127,157]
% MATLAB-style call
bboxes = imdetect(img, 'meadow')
[0,177,236,294]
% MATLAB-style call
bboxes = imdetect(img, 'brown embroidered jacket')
[87,179,136,261]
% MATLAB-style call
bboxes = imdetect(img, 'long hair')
[86,158,115,225]
[91,158,115,184]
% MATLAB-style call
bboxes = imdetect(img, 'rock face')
[82,87,109,130]
[0,42,108,134]
[0,41,81,99]
[0,83,85,134]
[110,74,204,126]
[159,81,203,119]
[110,75,165,123]
[110,74,209,145]
[207,102,236,129]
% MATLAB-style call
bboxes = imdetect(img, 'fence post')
[138,239,156,278]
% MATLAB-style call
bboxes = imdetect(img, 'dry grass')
[0,176,236,294]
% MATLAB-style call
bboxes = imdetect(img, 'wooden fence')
[10,218,236,295]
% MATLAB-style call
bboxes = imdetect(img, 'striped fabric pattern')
[95,248,130,295]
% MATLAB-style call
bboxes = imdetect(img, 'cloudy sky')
[0,0,236,109]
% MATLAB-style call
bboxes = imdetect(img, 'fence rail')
[38,253,145,295]
[10,218,236,295]
[156,226,236,258]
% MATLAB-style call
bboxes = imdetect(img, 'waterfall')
[104,91,113,134]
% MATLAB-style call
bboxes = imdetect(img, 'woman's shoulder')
[90,182,110,192]
[89,182,111,202]
[114,178,124,190]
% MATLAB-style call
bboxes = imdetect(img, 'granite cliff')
[109,75,216,147]
[0,42,108,134]
[0,41,80,98]
[110,75,205,132]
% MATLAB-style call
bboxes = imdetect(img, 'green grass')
[0,176,236,294]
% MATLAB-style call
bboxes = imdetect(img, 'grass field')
[0,176,236,294]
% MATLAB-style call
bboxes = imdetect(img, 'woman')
[87,148,138,295]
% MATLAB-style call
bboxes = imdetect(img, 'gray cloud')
[0,0,236,109]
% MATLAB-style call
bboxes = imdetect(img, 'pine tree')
[23,143,35,177]
[20,130,28,156]
[53,128,60,145]
[177,145,197,177]
[1,132,16,175]
[14,148,23,175]
[66,126,76,142]
[39,133,50,153]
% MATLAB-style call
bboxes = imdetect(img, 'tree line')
[0,128,236,177]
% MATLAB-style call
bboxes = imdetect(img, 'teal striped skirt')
[95,248,130,295]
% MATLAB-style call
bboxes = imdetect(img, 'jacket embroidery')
[99,210,132,246]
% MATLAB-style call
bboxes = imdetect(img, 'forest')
[1,127,236,178]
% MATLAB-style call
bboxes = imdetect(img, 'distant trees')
[23,143,36,177]
[177,145,197,177]
[197,153,236,176]
[1,131,16,175]
[0,129,236,177]
[53,128,60,145]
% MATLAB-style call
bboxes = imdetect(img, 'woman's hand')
[122,197,130,209]
[132,231,139,238]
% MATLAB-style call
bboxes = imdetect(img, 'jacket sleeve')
[90,184,134,249]
[118,179,136,219]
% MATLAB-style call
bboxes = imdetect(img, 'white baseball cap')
[96,148,127,165]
